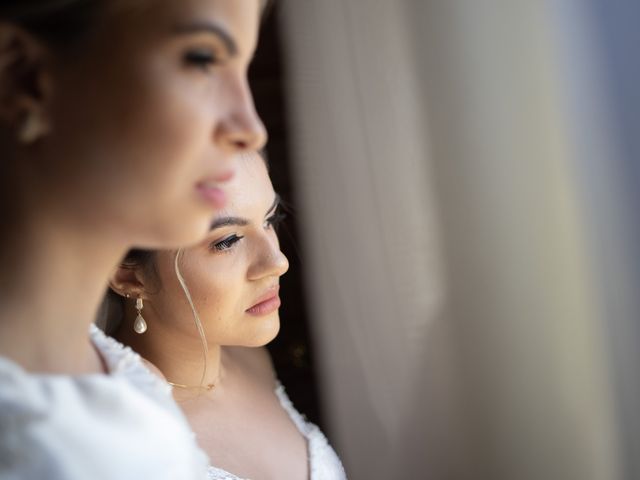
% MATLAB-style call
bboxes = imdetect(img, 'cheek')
[186,256,248,325]
[44,56,222,242]
[67,44,215,166]
[97,70,212,192]
[122,72,210,158]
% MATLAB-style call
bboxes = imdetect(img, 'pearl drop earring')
[133,297,147,334]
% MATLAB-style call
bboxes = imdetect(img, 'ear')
[109,264,148,300]
[0,22,53,139]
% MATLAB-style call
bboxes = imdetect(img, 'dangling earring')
[18,111,46,144]
[133,297,148,334]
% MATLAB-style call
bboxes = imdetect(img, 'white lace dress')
[0,326,209,479]
[207,382,347,480]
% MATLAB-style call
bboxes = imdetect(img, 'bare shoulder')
[228,346,276,386]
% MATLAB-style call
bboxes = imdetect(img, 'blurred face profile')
[144,153,289,347]
[28,0,267,248]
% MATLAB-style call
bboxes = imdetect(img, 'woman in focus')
[109,152,347,480]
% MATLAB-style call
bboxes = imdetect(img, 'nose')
[215,77,267,153]
[247,236,289,281]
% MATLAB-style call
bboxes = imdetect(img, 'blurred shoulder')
[140,358,167,382]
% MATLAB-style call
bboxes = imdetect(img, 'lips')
[246,285,281,316]
[196,183,226,208]
[210,170,235,183]
[196,169,235,208]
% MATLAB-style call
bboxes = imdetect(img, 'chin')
[244,315,281,347]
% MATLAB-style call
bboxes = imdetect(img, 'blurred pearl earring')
[134,297,147,334]
[18,111,46,144]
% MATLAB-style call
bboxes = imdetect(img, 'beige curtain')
[279,1,626,478]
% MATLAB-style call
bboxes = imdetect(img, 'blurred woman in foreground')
[0,1,266,478]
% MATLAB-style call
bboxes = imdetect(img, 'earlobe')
[18,105,49,144]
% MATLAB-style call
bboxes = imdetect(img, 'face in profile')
[135,152,289,347]
[2,0,267,249]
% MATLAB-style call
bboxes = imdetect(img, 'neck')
[0,210,129,374]
[116,319,225,391]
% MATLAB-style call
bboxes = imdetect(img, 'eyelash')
[184,49,220,71]
[210,211,287,252]
[212,234,244,252]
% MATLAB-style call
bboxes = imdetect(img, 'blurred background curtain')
[277,1,639,479]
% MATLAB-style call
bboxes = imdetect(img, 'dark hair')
[2,0,274,48]
[0,1,105,50]
[121,248,155,273]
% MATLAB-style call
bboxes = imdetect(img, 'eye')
[265,212,287,231]
[211,234,244,251]
[183,48,221,71]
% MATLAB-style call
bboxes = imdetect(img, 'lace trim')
[207,382,346,480]
[89,325,173,399]
[0,327,211,479]
[207,465,247,480]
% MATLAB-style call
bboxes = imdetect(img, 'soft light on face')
[41,0,266,249]
[148,153,289,347]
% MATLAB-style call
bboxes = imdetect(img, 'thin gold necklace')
[167,380,215,391]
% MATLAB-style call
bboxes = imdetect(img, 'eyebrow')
[265,194,280,217]
[209,194,281,231]
[173,21,238,56]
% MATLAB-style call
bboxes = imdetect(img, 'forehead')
[220,155,274,216]
[105,0,262,51]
